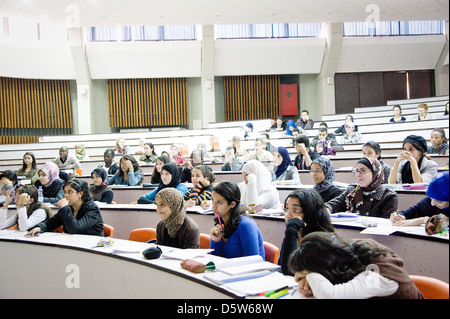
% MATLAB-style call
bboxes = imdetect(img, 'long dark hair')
[21,152,37,171]
[284,189,334,237]
[212,181,246,239]
[288,232,387,285]
[15,185,53,219]
[64,178,92,202]
[118,155,140,176]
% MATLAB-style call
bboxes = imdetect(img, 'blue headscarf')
[286,120,297,136]
[426,171,449,209]
[275,146,293,178]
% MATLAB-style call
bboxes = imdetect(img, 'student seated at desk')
[270,146,301,185]
[108,155,142,186]
[362,141,391,184]
[293,135,320,171]
[98,149,119,176]
[288,232,423,299]
[388,135,438,184]
[1,185,53,231]
[155,188,200,249]
[427,128,449,155]
[16,152,39,185]
[310,157,343,202]
[239,160,281,210]
[278,189,334,276]
[170,144,186,165]
[138,163,188,204]
[0,170,18,205]
[75,144,89,161]
[390,171,449,226]
[26,179,104,237]
[89,168,114,204]
[150,155,171,184]
[184,165,214,207]
[209,181,265,260]
[139,142,158,164]
[34,162,65,205]
[326,157,398,218]
[247,138,274,162]
[221,146,244,172]
[53,145,82,178]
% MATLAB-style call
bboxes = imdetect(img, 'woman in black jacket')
[26,179,104,237]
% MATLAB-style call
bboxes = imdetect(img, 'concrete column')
[434,20,449,96]
[200,25,216,128]
[315,23,343,116]
[68,28,93,134]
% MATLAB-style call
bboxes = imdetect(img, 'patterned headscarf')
[156,188,187,238]
[39,162,60,187]
[348,157,384,209]
[312,157,336,192]
[75,144,87,160]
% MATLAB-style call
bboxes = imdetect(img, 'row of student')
[4,173,447,298]
[2,133,445,208]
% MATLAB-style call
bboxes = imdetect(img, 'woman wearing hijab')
[34,162,65,205]
[391,171,449,225]
[155,188,200,249]
[89,168,114,204]
[239,160,281,210]
[75,144,89,161]
[334,115,359,135]
[271,146,301,185]
[284,120,298,137]
[388,135,438,184]
[326,157,398,218]
[150,155,171,184]
[243,123,254,139]
[137,163,188,204]
[310,157,343,202]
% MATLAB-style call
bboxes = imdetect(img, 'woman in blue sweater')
[209,181,265,260]
[137,163,188,204]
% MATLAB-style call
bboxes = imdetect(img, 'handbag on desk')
[425,214,449,235]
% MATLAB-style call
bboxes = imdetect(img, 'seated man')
[221,146,244,171]
[260,133,277,154]
[310,128,344,155]
[295,110,314,130]
[293,135,320,170]
[247,138,274,162]
[53,145,82,178]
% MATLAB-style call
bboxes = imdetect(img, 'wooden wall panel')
[0,76,72,144]
[107,78,188,129]
[224,75,280,122]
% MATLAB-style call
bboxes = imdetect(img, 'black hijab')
[155,163,182,193]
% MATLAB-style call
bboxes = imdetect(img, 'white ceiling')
[0,0,448,27]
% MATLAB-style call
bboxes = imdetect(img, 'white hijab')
[241,160,272,194]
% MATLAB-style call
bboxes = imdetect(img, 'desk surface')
[0,231,296,299]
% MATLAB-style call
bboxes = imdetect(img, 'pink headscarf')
[39,162,60,187]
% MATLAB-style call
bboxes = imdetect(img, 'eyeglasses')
[309,169,322,174]
[352,168,369,175]
[283,208,302,215]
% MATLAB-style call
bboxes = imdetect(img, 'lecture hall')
[0,0,449,301]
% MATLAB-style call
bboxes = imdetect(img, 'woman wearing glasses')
[278,189,334,275]
[326,157,398,218]
[26,179,104,237]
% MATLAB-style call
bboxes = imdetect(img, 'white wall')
[85,41,202,79]
[214,38,327,76]
[336,35,446,73]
